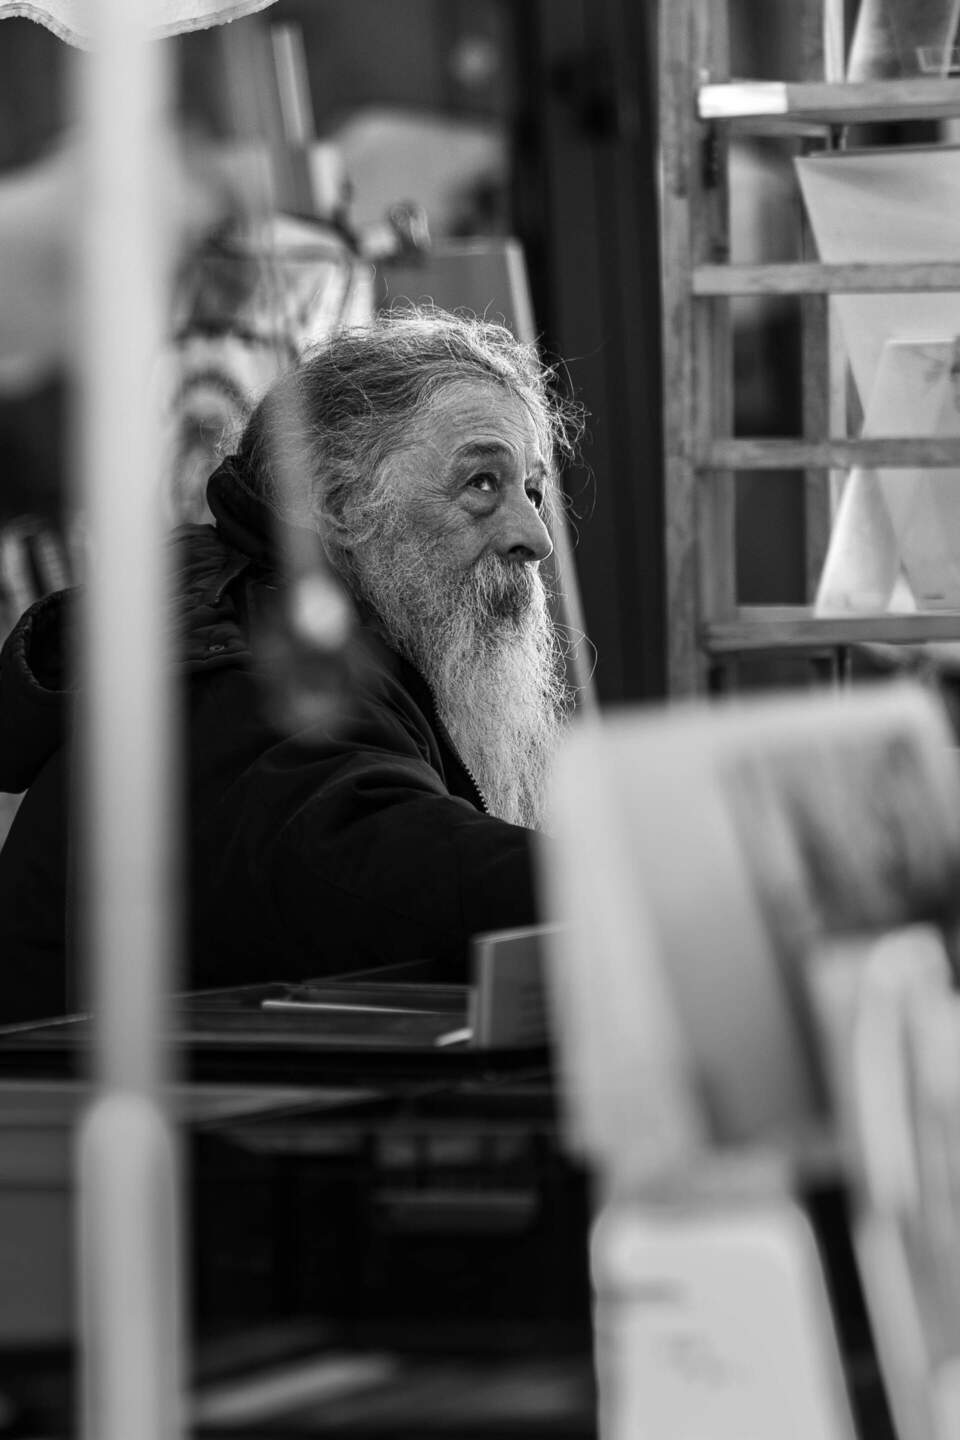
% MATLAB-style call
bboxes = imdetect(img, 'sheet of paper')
[847,0,960,79]
[816,338,960,613]
[796,147,960,407]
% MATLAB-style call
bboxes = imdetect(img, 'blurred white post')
[75,1,184,1438]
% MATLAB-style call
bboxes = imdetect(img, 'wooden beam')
[705,607,960,651]
[699,77,960,124]
[695,261,960,294]
[701,437,960,469]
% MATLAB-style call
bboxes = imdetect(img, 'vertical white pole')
[75,1,184,1437]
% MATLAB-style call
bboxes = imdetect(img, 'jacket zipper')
[428,689,489,815]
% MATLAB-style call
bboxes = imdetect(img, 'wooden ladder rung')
[704,607,960,652]
[698,438,960,470]
[699,77,960,124]
[694,262,960,296]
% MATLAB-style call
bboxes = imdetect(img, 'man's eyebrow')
[452,441,548,476]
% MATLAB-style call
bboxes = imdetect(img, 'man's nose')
[495,492,554,563]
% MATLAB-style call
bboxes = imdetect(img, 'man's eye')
[527,486,545,511]
[468,472,497,493]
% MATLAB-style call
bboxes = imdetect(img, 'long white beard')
[352,524,570,829]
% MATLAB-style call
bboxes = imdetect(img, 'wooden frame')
[660,0,960,693]
[660,0,734,694]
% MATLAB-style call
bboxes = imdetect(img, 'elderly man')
[0,309,578,1019]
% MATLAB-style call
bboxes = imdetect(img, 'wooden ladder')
[660,0,960,694]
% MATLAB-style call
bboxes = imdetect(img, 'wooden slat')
[661,0,726,696]
[659,0,696,696]
[704,607,960,652]
[800,261,833,606]
[821,0,845,83]
[694,262,960,295]
[699,77,960,124]
[700,437,960,469]
[693,1,736,650]
[800,1,844,610]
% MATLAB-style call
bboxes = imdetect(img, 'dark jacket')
[0,468,542,1022]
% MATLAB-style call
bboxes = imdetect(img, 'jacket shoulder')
[0,587,75,793]
[172,524,254,671]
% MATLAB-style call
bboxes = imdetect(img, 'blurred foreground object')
[541,680,960,1183]
[0,0,278,46]
[71,5,185,1439]
[823,926,960,1440]
[590,1193,858,1440]
[543,682,960,1440]
[0,129,271,384]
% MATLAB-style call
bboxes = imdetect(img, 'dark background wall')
[516,0,665,702]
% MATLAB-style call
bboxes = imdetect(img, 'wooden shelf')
[694,262,960,296]
[698,77,960,125]
[704,607,960,653]
[698,438,960,470]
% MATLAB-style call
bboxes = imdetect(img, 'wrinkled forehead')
[406,377,554,476]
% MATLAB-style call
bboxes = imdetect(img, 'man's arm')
[187,665,546,985]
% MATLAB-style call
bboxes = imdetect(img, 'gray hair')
[234,306,581,579]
